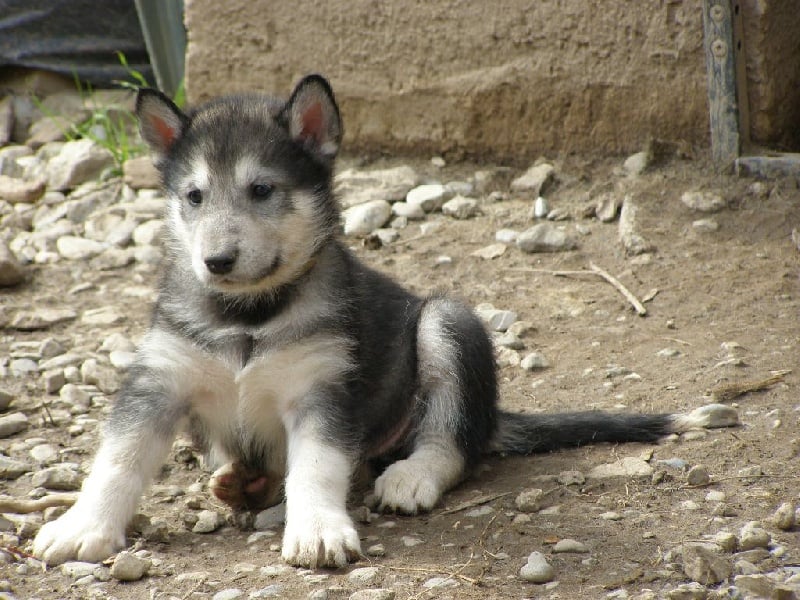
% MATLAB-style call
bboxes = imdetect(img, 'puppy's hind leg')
[375,297,497,513]
[33,366,182,565]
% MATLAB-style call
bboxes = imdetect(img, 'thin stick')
[0,493,78,514]
[709,370,790,403]
[506,264,648,316]
[588,263,647,316]
[436,491,513,516]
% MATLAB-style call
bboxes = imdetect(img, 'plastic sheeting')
[0,0,153,87]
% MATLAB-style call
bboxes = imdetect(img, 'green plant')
[33,52,185,174]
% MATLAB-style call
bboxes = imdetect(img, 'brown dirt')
[3,153,799,599]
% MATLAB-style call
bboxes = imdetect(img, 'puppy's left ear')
[136,88,189,163]
[282,75,342,162]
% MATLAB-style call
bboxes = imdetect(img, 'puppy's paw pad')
[33,508,125,565]
[281,512,360,568]
[374,460,441,514]
[209,461,283,510]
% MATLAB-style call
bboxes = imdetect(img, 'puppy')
[33,75,736,568]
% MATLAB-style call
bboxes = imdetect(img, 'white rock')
[471,243,506,260]
[110,550,150,581]
[770,502,796,531]
[495,228,518,243]
[519,551,555,583]
[739,521,771,550]
[441,195,478,219]
[31,464,82,490]
[0,413,29,438]
[47,139,115,191]
[342,200,392,236]
[56,236,106,260]
[390,201,425,220]
[193,509,226,533]
[348,590,396,600]
[511,163,555,196]
[11,307,77,330]
[692,218,719,232]
[553,538,589,553]
[520,352,549,371]
[623,151,650,176]
[517,223,577,253]
[336,166,419,208]
[681,191,726,213]
[348,566,380,584]
[533,196,549,218]
[515,488,544,512]
[406,183,446,212]
[588,457,654,479]
[475,304,517,332]
[372,228,399,245]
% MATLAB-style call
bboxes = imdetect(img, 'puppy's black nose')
[205,253,237,275]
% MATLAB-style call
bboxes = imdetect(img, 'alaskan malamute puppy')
[33,75,735,568]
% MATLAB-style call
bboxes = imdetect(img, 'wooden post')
[702,0,740,168]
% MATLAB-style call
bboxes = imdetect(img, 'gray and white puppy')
[33,75,735,569]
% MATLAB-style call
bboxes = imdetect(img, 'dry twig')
[0,493,77,514]
[505,263,648,316]
[709,370,791,403]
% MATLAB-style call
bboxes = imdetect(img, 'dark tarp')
[0,0,153,87]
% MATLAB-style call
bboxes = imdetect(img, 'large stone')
[123,156,161,189]
[588,457,654,479]
[681,191,726,213]
[110,551,150,581]
[342,199,392,235]
[680,543,732,585]
[335,166,419,208]
[406,183,447,212]
[0,174,46,204]
[0,413,29,438]
[516,223,577,253]
[56,236,107,260]
[511,163,555,196]
[519,551,555,583]
[46,139,115,191]
[0,241,25,286]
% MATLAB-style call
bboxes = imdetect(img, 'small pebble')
[552,538,589,553]
[110,550,149,581]
[686,465,710,486]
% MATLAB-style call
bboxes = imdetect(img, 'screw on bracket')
[711,39,727,58]
[710,4,725,22]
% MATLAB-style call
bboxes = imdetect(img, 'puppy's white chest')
[139,329,353,424]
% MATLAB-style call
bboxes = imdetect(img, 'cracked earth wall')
[184,0,799,160]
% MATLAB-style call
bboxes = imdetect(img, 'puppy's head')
[136,75,342,297]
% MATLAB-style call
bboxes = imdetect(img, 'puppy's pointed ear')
[135,88,188,161]
[282,75,342,162]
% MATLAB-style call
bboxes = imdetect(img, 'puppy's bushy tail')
[490,404,738,455]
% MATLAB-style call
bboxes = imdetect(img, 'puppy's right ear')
[135,88,188,161]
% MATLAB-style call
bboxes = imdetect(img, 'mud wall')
[184,0,799,160]
[740,0,800,151]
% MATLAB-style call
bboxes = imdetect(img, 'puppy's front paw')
[33,505,126,565]
[281,511,361,568]
[374,459,441,514]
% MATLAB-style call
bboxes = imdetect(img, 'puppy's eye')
[187,189,203,206]
[251,183,274,201]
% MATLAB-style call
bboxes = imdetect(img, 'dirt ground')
[2,153,799,599]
